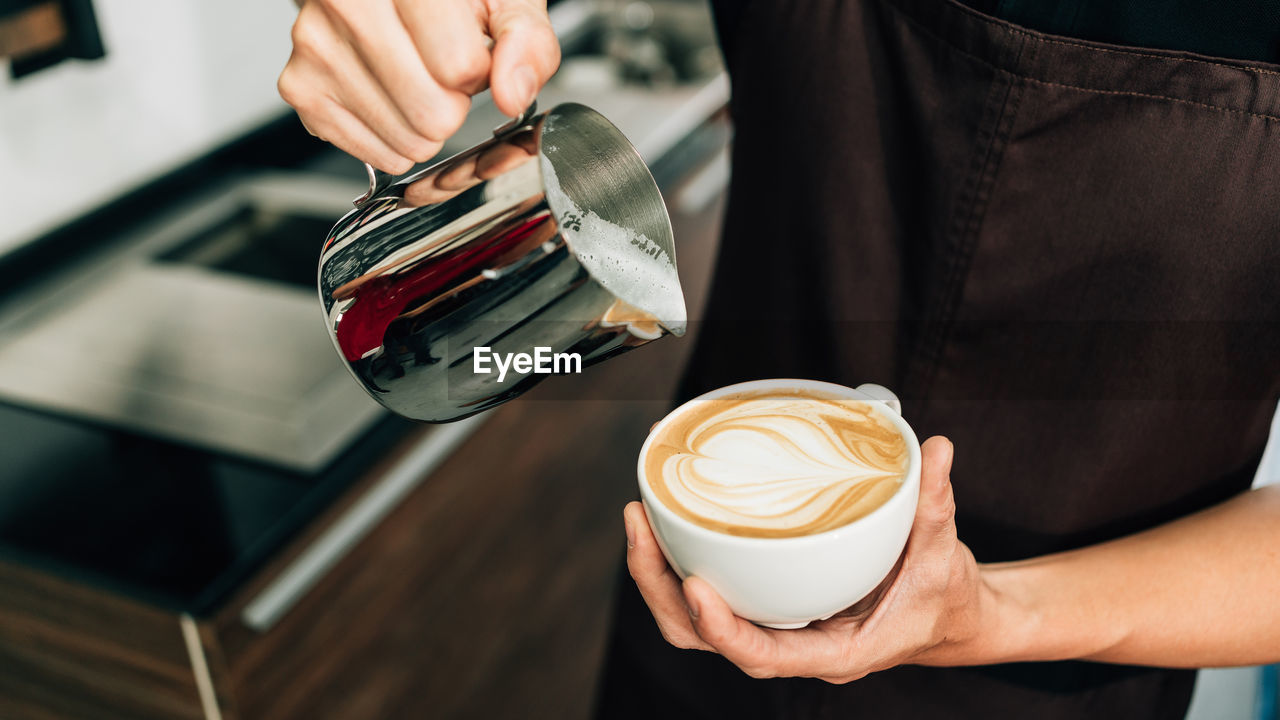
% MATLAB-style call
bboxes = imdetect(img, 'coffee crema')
[644,389,909,538]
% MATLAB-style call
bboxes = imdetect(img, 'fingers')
[683,577,851,681]
[623,500,851,680]
[682,577,780,677]
[488,0,561,116]
[910,436,957,549]
[281,0,474,172]
[624,437,963,684]
[305,12,443,165]
[280,7,407,172]
[623,502,713,651]
[326,0,472,142]
[397,0,492,94]
[281,0,558,171]
[294,95,415,175]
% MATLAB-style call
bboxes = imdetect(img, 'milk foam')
[539,155,687,335]
[645,392,909,538]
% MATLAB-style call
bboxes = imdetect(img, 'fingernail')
[512,65,536,111]
[687,593,701,621]
[624,514,636,549]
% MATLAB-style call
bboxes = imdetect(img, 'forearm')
[942,485,1280,667]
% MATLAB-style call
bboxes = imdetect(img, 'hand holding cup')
[626,380,992,682]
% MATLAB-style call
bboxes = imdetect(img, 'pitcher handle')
[352,100,540,207]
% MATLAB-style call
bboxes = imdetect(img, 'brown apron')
[595,0,1280,717]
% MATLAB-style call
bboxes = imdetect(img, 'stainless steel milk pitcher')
[318,102,687,422]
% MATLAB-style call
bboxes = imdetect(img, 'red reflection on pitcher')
[332,212,556,362]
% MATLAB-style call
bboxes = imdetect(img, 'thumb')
[488,0,561,117]
[909,436,956,547]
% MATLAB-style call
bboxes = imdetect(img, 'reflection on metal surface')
[319,103,687,422]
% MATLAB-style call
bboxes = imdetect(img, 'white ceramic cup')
[637,379,922,629]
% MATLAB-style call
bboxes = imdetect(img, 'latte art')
[645,390,909,538]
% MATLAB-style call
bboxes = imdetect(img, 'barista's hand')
[279,0,560,174]
[624,436,998,683]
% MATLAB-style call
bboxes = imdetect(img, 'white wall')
[0,0,298,255]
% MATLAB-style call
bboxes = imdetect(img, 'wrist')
[937,556,1135,666]
[915,562,1041,667]
[968,562,1042,664]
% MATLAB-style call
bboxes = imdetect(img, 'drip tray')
[0,173,386,472]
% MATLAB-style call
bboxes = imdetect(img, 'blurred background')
[0,1,1273,719]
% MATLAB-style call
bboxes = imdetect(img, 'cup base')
[756,621,811,630]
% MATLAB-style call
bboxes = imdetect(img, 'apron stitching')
[1015,33,1280,77]
[884,0,1280,123]
[908,61,1029,402]
[1019,78,1280,124]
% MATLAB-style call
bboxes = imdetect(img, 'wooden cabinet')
[0,561,205,720]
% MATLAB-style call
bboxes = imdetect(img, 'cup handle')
[855,383,901,415]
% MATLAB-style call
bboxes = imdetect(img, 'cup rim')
[637,378,923,546]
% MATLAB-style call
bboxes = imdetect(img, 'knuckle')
[406,109,446,142]
[624,549,647,580]
[289,12,324,54]
[277,68,316,113]
[658,628,695,650]
[535,25,562,70]
[698,624,730,647]
[409,102,466,142]
[406,138,439,164]
[731,647,775,679]
[626,565,657,591]
[434,50,489,90]
[276,68,300,105]
[925,498,955,527]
